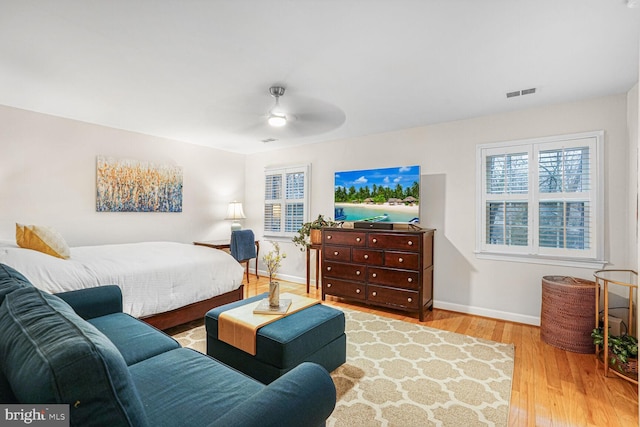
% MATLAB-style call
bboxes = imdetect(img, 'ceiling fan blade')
[204,87,346,142]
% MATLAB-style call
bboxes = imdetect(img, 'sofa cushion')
[89,313,180,365]
[0,263,31,304]
[0,263,32,403]
[0,287,149,427]
[0,368,17,403]
[129,348,263,426]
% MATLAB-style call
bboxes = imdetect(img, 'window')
[264,164,310,237]
[477,131,603,266]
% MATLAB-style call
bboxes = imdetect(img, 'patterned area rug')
[171,307,514,427]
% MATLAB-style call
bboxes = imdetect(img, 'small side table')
[594,269,638,384]
[194,240,260,282]
[306,243,322,293]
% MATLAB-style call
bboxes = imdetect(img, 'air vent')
[506,87,536,98]
[261,138,277,143]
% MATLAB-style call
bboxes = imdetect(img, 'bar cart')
[593,269,638,384]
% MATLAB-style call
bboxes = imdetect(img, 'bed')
[0,240,245,329]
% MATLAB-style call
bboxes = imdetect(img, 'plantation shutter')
[536,141,595,257]
[477,131,601,263]
[264,165,310,237]
[264,174,282,233]
[284,171,305,233]
[483,151,530,251]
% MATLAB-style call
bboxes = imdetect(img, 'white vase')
[269,281,280,308]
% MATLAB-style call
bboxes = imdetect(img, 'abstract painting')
[96,155,183,212]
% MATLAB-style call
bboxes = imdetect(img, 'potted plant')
[292,214,337,251]
[592,327,638,374]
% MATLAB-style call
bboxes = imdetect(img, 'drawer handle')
[356,237,361,242]
[326,266,332,271]
[399,257,404,263]
[407,277,413,283]
[407,297,412,303]
[372,291,377,297]
[327,283,332,288]
[408,240,413,246]
[334,251,339,256]
[356,270,361,276]
[372,238,378,243]
[364,254,369,259]
[356,289,361,294]
[372,273,377,278]
[327,235,332,240]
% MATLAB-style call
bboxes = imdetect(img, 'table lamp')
[225,201,246,231]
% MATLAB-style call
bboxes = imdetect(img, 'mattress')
[0,240,245,318]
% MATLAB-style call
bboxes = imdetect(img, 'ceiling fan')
[206,85,346,142]
[254,85,346,139]
[267,86,287,127]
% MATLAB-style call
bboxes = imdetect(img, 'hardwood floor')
[243,275,639,427]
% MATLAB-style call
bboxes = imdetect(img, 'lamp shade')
[225,201,246,220]
[225,201,246,231]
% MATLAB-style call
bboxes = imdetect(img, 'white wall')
[245,93,631,325]
[634,49,640,404]
[629,83,639,271]
[1,91,633,325]
[0,105,246,245]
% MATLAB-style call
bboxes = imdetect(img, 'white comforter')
[0,241,245,318]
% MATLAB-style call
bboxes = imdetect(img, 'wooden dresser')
[321,227,434,321]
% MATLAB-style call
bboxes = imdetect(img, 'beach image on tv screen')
[334,165,420,223]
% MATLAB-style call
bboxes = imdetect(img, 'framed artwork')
[96,155,183,212]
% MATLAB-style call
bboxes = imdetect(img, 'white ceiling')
[1,0,639,154]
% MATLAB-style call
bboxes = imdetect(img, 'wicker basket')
[540,276,596,353]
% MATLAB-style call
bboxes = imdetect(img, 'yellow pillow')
[15,223,24,244]
[16,223,70,259]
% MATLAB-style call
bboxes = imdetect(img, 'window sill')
[474,251,607,269]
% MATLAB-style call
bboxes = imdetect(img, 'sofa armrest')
[55,285,123,320]
[210,362,336,427]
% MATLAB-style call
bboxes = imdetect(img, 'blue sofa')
[0,263,336,427]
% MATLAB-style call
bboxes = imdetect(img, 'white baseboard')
[435,301,540,326]
[257,271,307,286]
[256,271,541,326]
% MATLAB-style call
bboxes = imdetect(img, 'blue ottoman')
[205,293,346,384]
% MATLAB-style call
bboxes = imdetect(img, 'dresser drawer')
[384,251,419,269]
[368,233,420,252]
[368,267,419,290]
[324,261,366,282]
[352,248,383,264]
[324,230,367,246]
[323,278,366,300]
[368,285,419,310]
[323,245,351,262]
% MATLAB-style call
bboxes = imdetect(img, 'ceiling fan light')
[268,113,287,127]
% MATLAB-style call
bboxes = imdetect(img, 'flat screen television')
[334,165,420,224]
